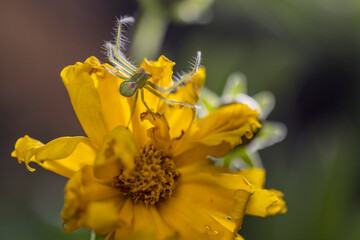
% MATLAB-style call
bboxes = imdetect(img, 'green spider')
[104,17,201,126]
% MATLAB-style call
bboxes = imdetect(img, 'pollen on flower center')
[113,144,180,205]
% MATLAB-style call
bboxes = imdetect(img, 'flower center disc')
[113,144,180,205]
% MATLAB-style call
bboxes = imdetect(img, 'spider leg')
[145,81,168,93]
[113,18,138,73]
[104,66,129,81]
[127,90,139,127]
[149,51,202,94]
[144,85,197,110]
[106,45,132,78]
[140,88,156,120]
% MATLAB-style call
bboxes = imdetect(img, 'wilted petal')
[94,126,139,180]
[61,165,123,233]
[61,57,109,147]
[158,67,206,139]
[12,135,95,178]
[237,168,287,217]
[131,56,175,146]
[245,188,287,217]
[140,111,171,152]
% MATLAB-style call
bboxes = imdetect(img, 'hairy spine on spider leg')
[103,17,202,125]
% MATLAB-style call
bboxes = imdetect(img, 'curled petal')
[174,103,261,167]
[141,111,171,152]
[95,61,131,131]
[245,188,287,217]
[12,135,43,172]
[167,67,205,106]
[61,165,123,234]
[237,168,287,217]
[61,57,109,147]
[140,55,175,89]
[191,103,260,146]
[12,135,96,178]
[94,126,139,180]
[114,199,134,238]
[131,56,176,146]
[158,67,206,139]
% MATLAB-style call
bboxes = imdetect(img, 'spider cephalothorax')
[104,17,201,126]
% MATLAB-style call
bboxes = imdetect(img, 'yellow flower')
[12,56,263,239]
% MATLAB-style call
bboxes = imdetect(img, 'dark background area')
[1,0,359,239]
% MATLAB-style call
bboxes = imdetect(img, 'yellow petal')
[133,204,173,239]
[236,235,245,240]
[140,55,175,89]
[61,57,109,147]
[114,199,134,238]
[190,103,260,146]
[115,228,157,240]
[159,197,215,239]
[237,168,266,188]
[118,199,134,227]
[245,188,287,217]
[147,206,174,239]
[167,67,205,106]
[61,165,123,233]
[159,105,196,142]
[92,60,131,131]
[86,200,123,234]
[129,95,153,148]
[114,203,175,240]
[236,168,287,217]
[12,135,96,178]
[140,111,171,152]
[174,141,230,167]
[177,171,254,233]
[94,126,139,180]
[173,103,261,166]
[160,196,238,240]
[158,67,205,140]
[159,170,253,239]
[130,56,176,147]
[12,135,43,171]
[132,204,154,232]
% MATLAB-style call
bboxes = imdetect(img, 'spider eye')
[120,81,138,97]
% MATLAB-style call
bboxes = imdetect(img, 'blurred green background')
[1,0,359,239]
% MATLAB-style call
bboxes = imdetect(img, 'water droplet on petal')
[205,225,219,236]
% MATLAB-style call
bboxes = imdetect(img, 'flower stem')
[90,231,106,240]
[90,231,96,240]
